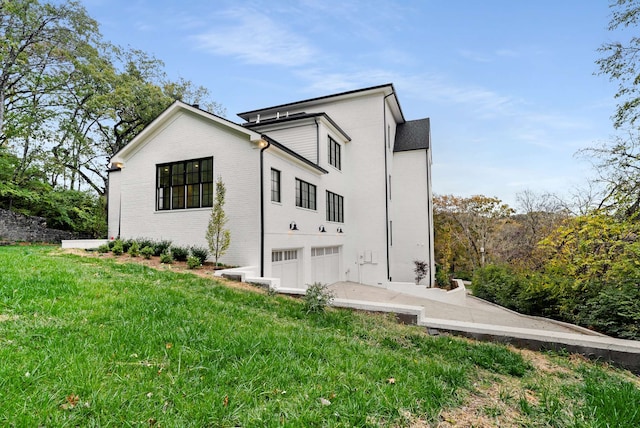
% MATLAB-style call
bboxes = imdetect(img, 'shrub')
[303,282,335,313]
[159,252,173,264]
[108,239,117,249]
[141,246,154,259]
[127,241,140,257]
[136,238,155,251]
[191,246,209,265]
[153,240,172,257]
[97,244,110,254]
[171,245,189,262]
[111,239,124,256]
[187,255,201,269]
[413,260,429,285]
[580,282,640,340]
[122,239,134,253]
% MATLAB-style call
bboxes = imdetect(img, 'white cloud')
[192,8,316,67]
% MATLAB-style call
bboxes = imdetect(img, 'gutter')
[259,138,271,277]
[383,92,394,281]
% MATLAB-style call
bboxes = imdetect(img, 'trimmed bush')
[190,246,208,265]
[111,239,124,256]
[187,255,201,269]
[127,241,140,257]
[97,244,110,254]
[140,246,154,260]
[171,245,189,262]
[159,252,173,264]
[153,240,172,257]
[136,238,155,251]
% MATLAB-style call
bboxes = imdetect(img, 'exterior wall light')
[337,227,343,233]
[258,139,268,148]
[319,225,326,232]
[289,221,298,231]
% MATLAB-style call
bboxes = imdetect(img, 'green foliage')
[579,282,640,340]
[97,244,110,254]
[127,241,140,257]
[190,246,208,265]
[186,255,201,269]
[111,239,124,256]
[140,246,154,260]
[159,252,173,264]
[170,245,189,262]
[303,282,335,313]
[206,177,231,265]
[153,240,172,257]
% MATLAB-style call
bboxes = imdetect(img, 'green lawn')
[0,246,638,427]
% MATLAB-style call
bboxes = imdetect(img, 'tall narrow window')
[271,168,281,202]
[328,136,341,170]
[156,157,213,211]
[326,191,344,223]
[295,178,316,210]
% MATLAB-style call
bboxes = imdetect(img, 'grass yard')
[0,246,639,427]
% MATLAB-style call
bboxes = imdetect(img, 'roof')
[261,134,328,174]
[237,83,405,124]
[244,112,351,141]
[110,101,262,163]
[393,118,430,152]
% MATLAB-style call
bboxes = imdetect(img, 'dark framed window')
[271,168,281,202]
[295,178,316,210]
[326,191,344,223]
[328,136,341,170]
[157,157,213,210]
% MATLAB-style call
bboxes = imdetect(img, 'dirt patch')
[0,314,17,322]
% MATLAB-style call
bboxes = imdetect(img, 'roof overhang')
[238,83,405,124]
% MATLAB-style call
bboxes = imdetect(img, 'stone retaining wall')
[0,208,78,243]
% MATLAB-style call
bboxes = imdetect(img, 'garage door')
[272,249,301,289]
[311,246,340,285]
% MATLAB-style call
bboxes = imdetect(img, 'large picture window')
[328,136,341,170]
[157,157,213,210]
[271,168,281,202]
[295,178,316,210]
[326,191,344,223]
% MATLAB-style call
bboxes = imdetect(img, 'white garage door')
[272,249,301,289]
[311,246,340,285]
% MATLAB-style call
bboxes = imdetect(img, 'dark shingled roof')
[393,118,430,152]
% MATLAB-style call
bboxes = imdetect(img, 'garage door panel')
[311,246,340,285]
[272,249,301,289]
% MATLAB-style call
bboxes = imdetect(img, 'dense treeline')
[0,0,222,236]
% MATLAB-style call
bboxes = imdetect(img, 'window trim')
[326,190,344,223]
[156,157,213,211]
[295,178,317,210]
[328,136,341,170]
[271,168,281,203]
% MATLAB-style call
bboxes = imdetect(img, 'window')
[295,178,316,210]
[328,136,341,170]
[271,168,281,202]
[157,157,213,211]
[326,191,344,223]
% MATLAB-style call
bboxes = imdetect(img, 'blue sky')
[83,0,625,208]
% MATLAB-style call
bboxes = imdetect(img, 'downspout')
[383,92,394,282]
[259,137,271,277]
[314,118,320,164]
[425,149,433,287]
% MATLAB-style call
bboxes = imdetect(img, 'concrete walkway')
[327,282,640,374]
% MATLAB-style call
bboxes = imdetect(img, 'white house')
[107,83,435,289]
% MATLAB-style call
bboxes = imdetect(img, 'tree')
[0,0,98,143]
[206,176,231,265]
[434,195,514,275]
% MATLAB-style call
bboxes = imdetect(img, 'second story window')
[271,168,281,202]
[295,178,316,210]
[328,136,341,170]
[326,191,344,223]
